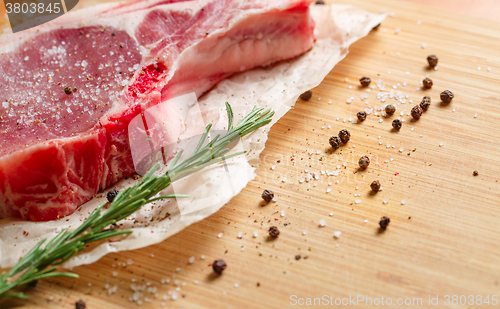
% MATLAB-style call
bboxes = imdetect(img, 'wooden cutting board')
[2,0,500,308]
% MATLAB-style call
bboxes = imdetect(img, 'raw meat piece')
[0,0,315,221]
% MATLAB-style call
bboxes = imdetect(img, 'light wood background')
[2,0,500,308]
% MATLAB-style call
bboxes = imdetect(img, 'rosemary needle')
[0,103,274,299]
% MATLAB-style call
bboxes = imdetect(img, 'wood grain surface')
[2,0,500,308]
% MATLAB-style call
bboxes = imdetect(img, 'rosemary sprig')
[0,103,274,300]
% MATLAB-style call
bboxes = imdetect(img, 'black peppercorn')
[269,226,280,238]
[300,90,312,101]
[385,104,396,116]
[411,105,423,120]
[338,129,350,143]
[370,180,381,192]
[106,189,119,203]
[75,300,86,309]
[420,96,431,111]
[379,216,390,230]
[359,77,371,87]
[72,87,78,93]
[262,190,274,202]
[357,111,367,122]
[427,55,438,68]
[422,77,433,89]
[315,0,325,4]
[358,156,370,169]
[64,87,73,95]
[473,170,479,176]
[329,136,341,150]
[213,260,227,274]
[440,90,454,103]
[295,254,301,260]
[392,119,402,130]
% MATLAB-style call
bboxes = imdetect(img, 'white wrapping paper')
[0,4,385,269]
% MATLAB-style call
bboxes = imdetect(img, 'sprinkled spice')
[370,180,381,192]
[329,136,341,150]
[440,90,454,103]
[64,87,73,95]
[411,105,423,120]
[262,190,274,202]
[269,226,280,238]
[72,87,78,93]
[295,255,301,260]
[385,104,396,116]
[106,189,119,203]
[379,216,390,230]
[392,119,402,130]
[420,96,431,111]
[422,77,433,89]
[338,129,350,143]
[358,156,370,169]
[75,300,86,309]
[357,111,367,122]
[300,90,313,101]
[315,0,325,4]
[473,170,479,176]
[359,77,371,87]
[212,260,227,275]
[427,55,438,68]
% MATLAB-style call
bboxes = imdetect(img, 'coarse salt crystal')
[474,113,478,118]
[439,142,444,147]
[329,212,334,216]
[421,43,427,49]
[270,165,276,170]
[303,231,307,235]
[399,148,404,152]
[319,219,327,227]
[364,219,368,223]
[201,255,206,259]
[253,231,258,238]
[280,210,285,217]
[237,232,243,239]
[383,199,388,204]
[478,66,481,70]
[217,233,223,238]
[333,231,342,239]
[355,199,361,204]
[234,283,239,288]
[189,256,195,264]
[401,200,406,205]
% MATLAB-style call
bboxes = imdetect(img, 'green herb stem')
[0,103,273,300]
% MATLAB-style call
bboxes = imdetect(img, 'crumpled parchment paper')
[0,4,385,269]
